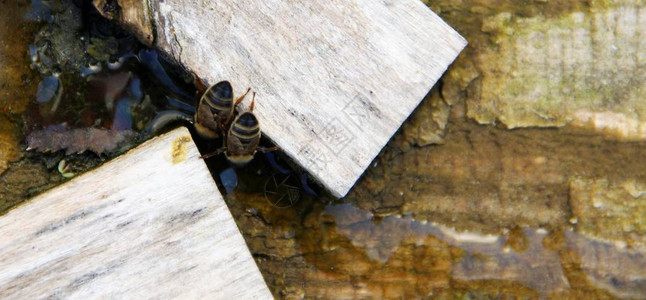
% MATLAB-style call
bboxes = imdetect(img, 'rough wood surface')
[93,0,154,45]
[147,0,466,197]
[0,127,272,299]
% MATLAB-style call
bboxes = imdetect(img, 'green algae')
[467,2,646,135]
[86,37,119,61]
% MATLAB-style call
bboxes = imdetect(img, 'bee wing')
[195,101,216,127]
[227,134,259,156]
[221,110,236,125]
[193,72,207,94]
[247,136,260,153]
[226,134,245,153]
[194,100,222,138]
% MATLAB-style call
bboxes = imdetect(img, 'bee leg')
[234,87,251,106]
[219,122,228,136]
[249,92,256,111]
[201,147,226,159]
[258,146,279,153]
[192,72,207,94]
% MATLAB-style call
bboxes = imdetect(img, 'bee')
[202,92,277,166]
[194,80,250,139]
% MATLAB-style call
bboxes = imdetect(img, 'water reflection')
[35,75,59,104]
[325,204,569,297]
[564,231,646,299]
[451,228,568,296]
[25,0,53,23]
[318,204,646,298]
[1,0,201,206]
[21,0,201,156]
[219,167,238,195]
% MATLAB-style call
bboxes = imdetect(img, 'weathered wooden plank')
[0,127,272,299]
[145,0,466,197]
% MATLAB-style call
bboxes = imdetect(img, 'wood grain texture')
[0,127,272,299]
[149,0,466,197]
[92,0,154,45]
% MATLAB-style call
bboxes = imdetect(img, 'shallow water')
[0,0,196,210]
[1,0,645,299]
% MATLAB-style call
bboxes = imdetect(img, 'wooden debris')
[93,0,154,45]
[0,127,272,299]
[99,0,467,197]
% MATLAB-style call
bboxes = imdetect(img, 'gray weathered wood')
[0,127,272,299]
[148,0,466,197]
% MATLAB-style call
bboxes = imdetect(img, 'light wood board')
[149,0,467,197]
[0,127,272,299]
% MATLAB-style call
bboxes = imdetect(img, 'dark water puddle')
[324,204,570,297]
[0,0,198,208]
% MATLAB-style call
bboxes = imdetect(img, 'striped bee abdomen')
[194,80,239,139]
[225,111,261,166]
[199,89,276,165]
[202,81,234,116]
[230,112,260,143]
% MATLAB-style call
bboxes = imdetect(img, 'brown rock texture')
[427,0,646,141]
[0,1,36,175]
[569,177,646,251]
[0,116,23,176]
[0,1,38,115]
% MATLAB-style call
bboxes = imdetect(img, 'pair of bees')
[194,80,275,165]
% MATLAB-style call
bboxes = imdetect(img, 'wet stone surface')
[0,1,35,176]
[350,120,646,235]
[427,0,646,140]
[0,116,23,176]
